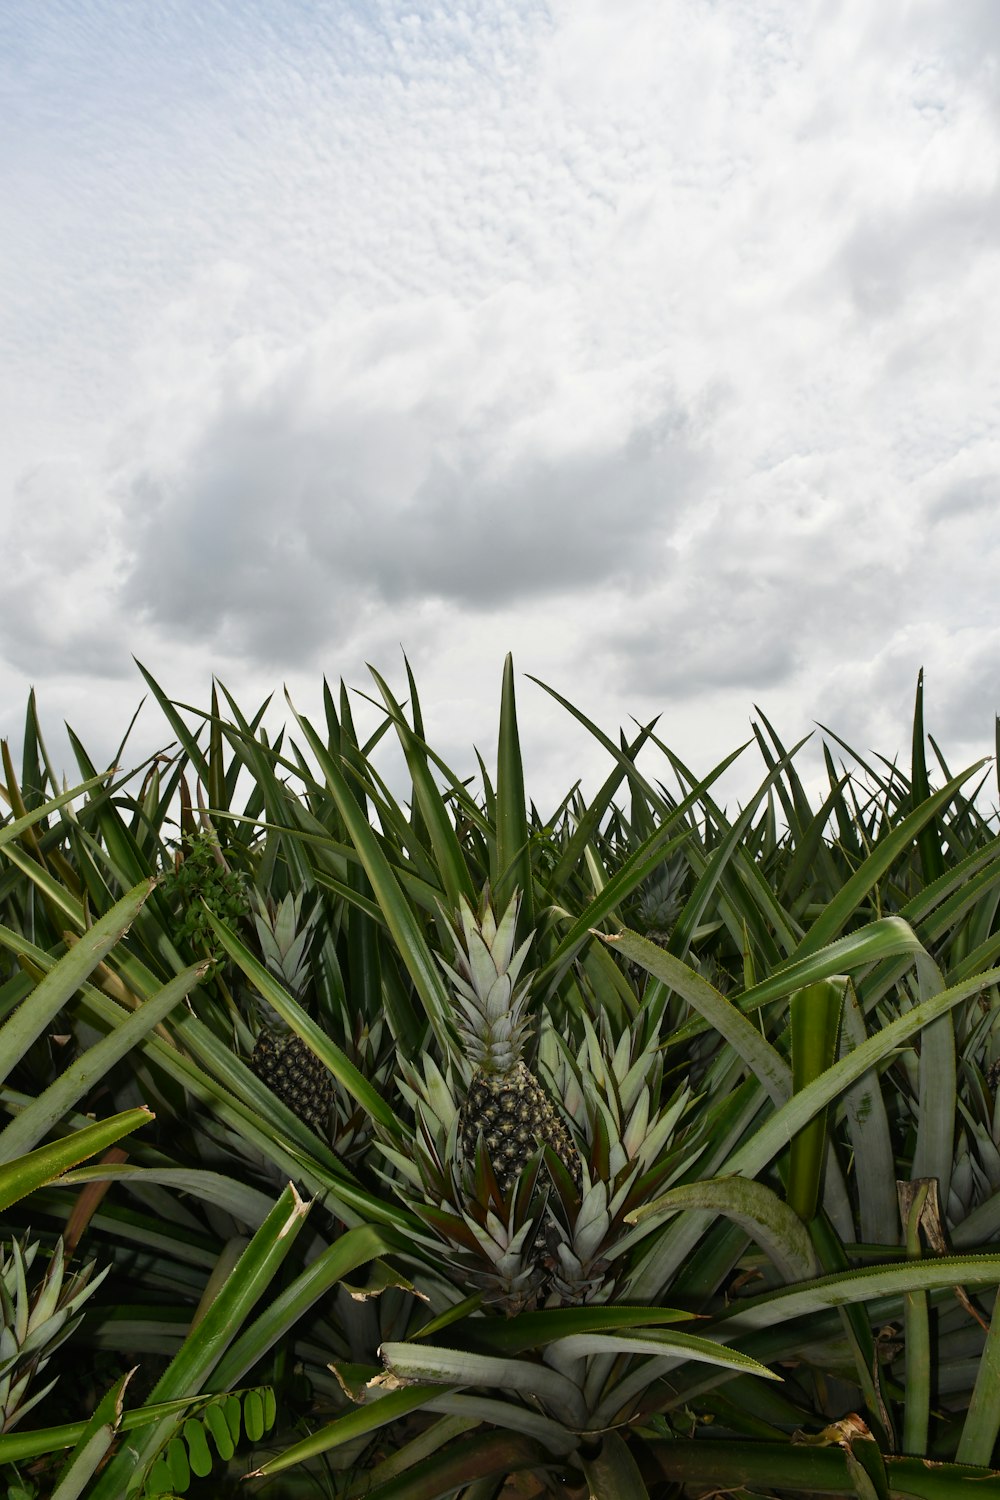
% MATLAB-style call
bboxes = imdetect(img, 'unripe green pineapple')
[248,890,333,1134]
[626,859,686,991]
[635,859,685,947]
[439,888,577,1196]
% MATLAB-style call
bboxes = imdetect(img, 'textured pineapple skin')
[250,1032,333,1133]
[458,1059,577,1195]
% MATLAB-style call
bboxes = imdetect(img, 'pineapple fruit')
[384,886,689,1312]
[438,888,578,1196]
[247,890,334,1134]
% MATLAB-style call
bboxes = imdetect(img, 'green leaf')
[957,1276,1000,1465]
[133,661,212,786]
[580,1431,650,1500]
[734,916,928,1022]
[604,930,790,1105]
[0,1393,260,1466]
[546,719,661,895]
[202,1400,235,1462]
[247,1385,443,1477]
[181,1416,213,1478]
[53,1165,278,1231]
[460,1303,698,1355]
[48,1369,134,1500]
[166,1434,190,1493]
[496,653,532,929]
[537,827,691,994]
[625,966,1000,1302]
[901,1182,932,1458]
[845,1437,891,1500]
[667,735,810,962]
[284,693,454,1054]
[86,1184,310,1498]
[421,1392,577,1456]
[242,1388,265,1443]
[718,1254,1000,1336]
[627,1177,818,1284]
[378,1343,588,1429]
[0,878,156,1090]
[223,1394,241,1445]
[0,770,113,850]
[912,668,946,887]
[369,663,476,912]
[794,757,988,958]
[725,970,991,1185]
[0,1107,154,1212]
[787,979,845,1222]
[0,962,207,1163]
[839,982,897,1244]
[550,1328,779,1380]
[356,1430,550,1500]
[143,1457,174,1497]
[211,1224,402,1388]
[910,960,956,1204]
[642,1437,1000,1496]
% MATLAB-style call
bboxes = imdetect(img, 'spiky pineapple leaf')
[0,878,157,1091]
[580,1431,651,1500]
[284,694,455,1054]
[0,960,207,1162]
[0,1109,155,1213]
[368,662,478,914]
[717,1254,1000,1336]
[379,1343,589,1429]
[626,1177,818,1283]
[454,1303,699,1355]
[495,654,533,929]
[86,1183,311,1500]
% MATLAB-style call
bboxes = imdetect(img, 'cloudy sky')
[3,0,1000,813]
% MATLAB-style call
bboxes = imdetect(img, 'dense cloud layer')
[116,294,704,660]
[2,0,999,806]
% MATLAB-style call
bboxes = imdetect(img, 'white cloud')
[2,0,1000,811]
[111,284,706,667]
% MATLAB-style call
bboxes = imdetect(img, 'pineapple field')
[3,657,1000,1498]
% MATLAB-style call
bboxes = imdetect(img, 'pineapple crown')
[635,858,685,934]
[247,888,321,1038]
[437,886,536,1075]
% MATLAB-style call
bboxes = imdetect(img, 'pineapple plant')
[0,1236,109,1434]
[438,886,578,1197]
[380,895,700,1321]
[246,889,334,1135]
[378,886,586,1313]
[632,857,686,948]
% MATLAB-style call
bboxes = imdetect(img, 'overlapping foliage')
[1,662,1000,1496]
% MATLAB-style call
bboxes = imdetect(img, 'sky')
[3,0,1000,817]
